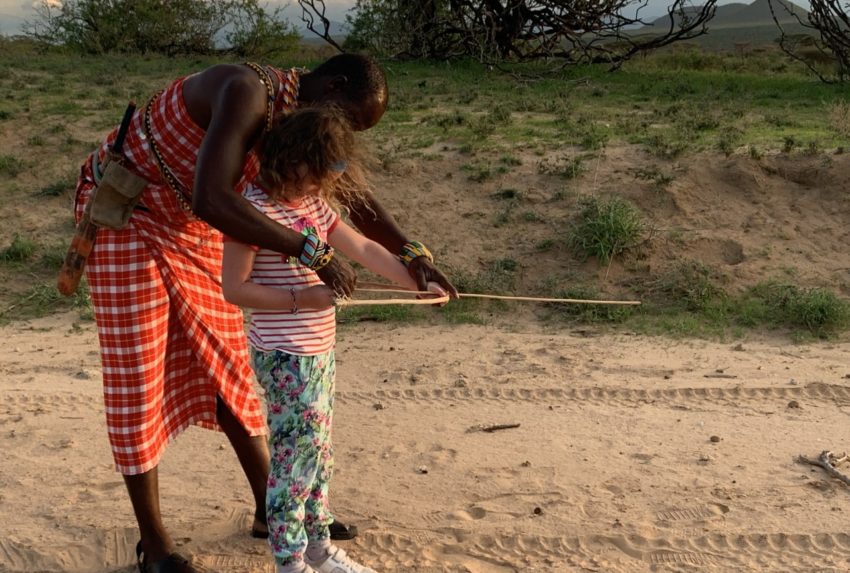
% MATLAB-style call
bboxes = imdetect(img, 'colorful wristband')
[399,240,434,268]
[299,233,334,271]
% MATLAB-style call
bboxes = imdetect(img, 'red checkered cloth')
[75,66,301,475]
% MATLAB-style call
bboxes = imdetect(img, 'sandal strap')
[136,541,194,573]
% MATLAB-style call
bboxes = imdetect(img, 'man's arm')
[344,190,459,298]
[344,189,407,252]
[189,69,356,295]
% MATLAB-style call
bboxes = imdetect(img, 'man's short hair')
[312,53,387,104]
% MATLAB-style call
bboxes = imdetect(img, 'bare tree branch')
[334,0,717,70]
[769,0,850,83]
[298,0,344,52]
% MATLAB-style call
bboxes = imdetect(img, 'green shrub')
[451,258,520,294]
[550,285,633,324]
[747,281,850,336]
[37,178,74,197]
[642,261,727,312]
[568,195,645,264]
[0,154,22,177]
[1,234,36,263]
[538,155,585,179]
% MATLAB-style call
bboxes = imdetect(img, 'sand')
[3,311,850,573]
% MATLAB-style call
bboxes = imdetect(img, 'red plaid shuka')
[75,66,301,475]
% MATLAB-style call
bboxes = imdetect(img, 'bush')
[450,258,520,294]
[747,281,850,336]
[1,234,37,263]
[550,285,633,324]
[568,195,645,264]
[25,0,299,57]
[641,260,727,312]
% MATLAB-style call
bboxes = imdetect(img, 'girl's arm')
[328,220,419,290]
[221,241,335,311]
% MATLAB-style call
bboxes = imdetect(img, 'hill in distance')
[647,0,808,28]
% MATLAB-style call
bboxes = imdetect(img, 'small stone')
[219,444,226,450]
[788,400,800,409]
[454,378,468,388]
[710,435,721,443]
[521,460,531,467]
[416,465,429,474]
[74,370,91,380]
[373,402,385,411]
[732,343,744,351]
[789,379,797,385]
[663,374,672,380]
[698,454,713,463]
[389,346,395,351]
[533,507,543,515]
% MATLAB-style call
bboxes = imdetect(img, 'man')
[74,54,457,573]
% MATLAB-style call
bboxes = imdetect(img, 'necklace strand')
[143,91,198,219]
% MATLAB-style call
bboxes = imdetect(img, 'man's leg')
[216,396,270,534]
[124,468,173,561]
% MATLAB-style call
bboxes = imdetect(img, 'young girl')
[222,106,444,573]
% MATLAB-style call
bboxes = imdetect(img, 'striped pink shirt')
[237,183,340,356]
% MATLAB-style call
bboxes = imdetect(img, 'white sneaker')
[306,546,378,573]
[275,561,316,573]
[276,562,318,573]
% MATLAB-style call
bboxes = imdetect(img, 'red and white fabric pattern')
[74,66,301,475]
[231,183,339,356]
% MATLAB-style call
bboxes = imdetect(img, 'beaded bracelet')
[289,287,298,315]
[399,240,434,268]
[299,233,334,271]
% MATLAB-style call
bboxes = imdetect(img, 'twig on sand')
[467,423,521,433]
[797,450,850,487]
[704,373,738,379]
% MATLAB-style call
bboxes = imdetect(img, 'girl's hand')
[297,285,337,311]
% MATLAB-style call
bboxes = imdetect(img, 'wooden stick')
[467,423,522,433]
[356,281,641,306]
[336,294,450,307]
[797,450,850,487]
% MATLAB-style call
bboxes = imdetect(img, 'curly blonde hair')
[258,105,367,208]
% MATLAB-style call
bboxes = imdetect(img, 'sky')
[0,0,813,37]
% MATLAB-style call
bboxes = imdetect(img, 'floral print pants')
[252,348,335,566]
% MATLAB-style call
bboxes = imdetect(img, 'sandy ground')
[3,312,850,573]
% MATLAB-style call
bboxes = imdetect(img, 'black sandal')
[250,520,358,541]
[250,526,268,539]
[136,541,197,573]
[329,520,358,541]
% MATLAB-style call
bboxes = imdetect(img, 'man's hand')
[316,257,358,298]
[408,257,459,299]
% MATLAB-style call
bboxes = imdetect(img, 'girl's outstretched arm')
[221,241,335,311]
[328,220,422,290]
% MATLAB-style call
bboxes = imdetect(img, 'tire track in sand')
[336,381,850,410]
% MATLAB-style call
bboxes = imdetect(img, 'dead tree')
[769,0,850,83]
[298,0,717,70]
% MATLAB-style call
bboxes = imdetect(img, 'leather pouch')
[89,160,147,230]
